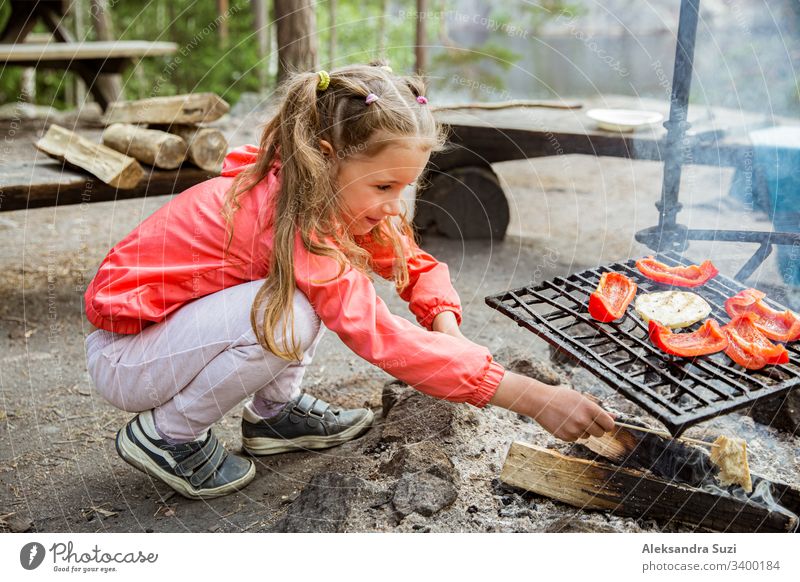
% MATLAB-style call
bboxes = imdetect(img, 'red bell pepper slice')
[722,313,789,370]
[588,272,637,322]
[635,256,719,288]
[724,288,800,342]
[648,319,728,357]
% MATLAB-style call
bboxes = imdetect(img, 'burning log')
[501,424,800,532]
[35,124,144,190]
[102,124,189,170]
[103,93,230,125]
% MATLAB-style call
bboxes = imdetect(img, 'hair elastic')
[365,93,380,105]
[416,95,428,104]
[316,70,330,91]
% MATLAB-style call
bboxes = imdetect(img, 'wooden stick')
[614,421,718,448]
[431,99,583,112]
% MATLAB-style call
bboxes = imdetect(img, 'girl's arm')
[431,310,464,338]
[431,311,614,440]
[294,231,501,408]
[489,370,616,441]
[358,231,462,330]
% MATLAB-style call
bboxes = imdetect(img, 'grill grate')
[485,252,800,436]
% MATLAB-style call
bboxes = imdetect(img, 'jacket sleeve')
[294,233,504,408]
[356,231,462,330]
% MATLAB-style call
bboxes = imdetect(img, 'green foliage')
[1,0,546,109]
[113,1,263,103]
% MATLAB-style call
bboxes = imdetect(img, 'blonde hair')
[221,60,450,360]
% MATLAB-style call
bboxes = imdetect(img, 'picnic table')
[1,0,177,109]
[418,96,786,239]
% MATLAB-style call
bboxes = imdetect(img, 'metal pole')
[636,0,700,251]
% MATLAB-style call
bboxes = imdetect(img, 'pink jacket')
[85,145,505,407]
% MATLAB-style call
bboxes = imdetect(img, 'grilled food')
[725,288,800,343]
[722,313,789,370]
[588,272,637,322]
[648,319,728,357]
[634,290,712,328]
[710,435,752,493]
[636,256,718,287]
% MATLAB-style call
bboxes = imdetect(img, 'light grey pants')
[85,280,324,441]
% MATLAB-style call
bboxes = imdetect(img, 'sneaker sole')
[241,409,375,456]
[115,426,256,500]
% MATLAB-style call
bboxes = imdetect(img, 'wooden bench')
[0,41,178,109]
[1,0,177,109]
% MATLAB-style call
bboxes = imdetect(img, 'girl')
[84,62,615,500]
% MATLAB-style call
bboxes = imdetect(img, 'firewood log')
[151,124,227,172]
[103,93,230,125]
[102,123,188,169]
[35,124,143,190]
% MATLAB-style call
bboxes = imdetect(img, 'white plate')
[586,108,664,132]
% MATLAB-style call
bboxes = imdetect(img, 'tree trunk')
[415,0,427,75]
[274,0,318,84]
[72,0,87,107]
[377,0,388,59]
[253,0,269,90]
[328,0,337,70]
[217,0,229,48]
[88,0,123,103]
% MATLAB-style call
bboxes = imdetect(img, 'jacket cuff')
[466,359,505,408]
[418,304,463,331]
[85,300,144,335]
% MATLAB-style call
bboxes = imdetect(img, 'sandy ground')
[1,108,798,532]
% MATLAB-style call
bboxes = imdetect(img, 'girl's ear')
[319,139,334,158]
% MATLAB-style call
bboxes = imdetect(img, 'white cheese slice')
[634,290,712,328]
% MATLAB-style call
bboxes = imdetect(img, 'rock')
[379,441,457,482]
[380,380,409,417]
[0,102,58,121]
[749,388,800,434]
[269,472,384,533]
[494,347,565,385]
[380,382,457,444]
[6,515,34,533]
[392,472,458,518]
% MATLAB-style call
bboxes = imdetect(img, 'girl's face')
[322,139,431,236]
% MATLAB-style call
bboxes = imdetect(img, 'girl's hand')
[489,370,616,441]
[431,310,465,339]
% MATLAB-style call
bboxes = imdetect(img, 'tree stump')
[414,165,509,240]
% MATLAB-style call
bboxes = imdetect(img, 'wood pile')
[35,93,229,189]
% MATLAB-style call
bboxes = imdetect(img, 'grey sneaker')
[115,410,256,499]
[241,393,374,456]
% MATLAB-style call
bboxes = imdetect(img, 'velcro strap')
[174,433,218,476]
[310,398,328,418]
[189,440,227,488]
[293,393,316,414]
